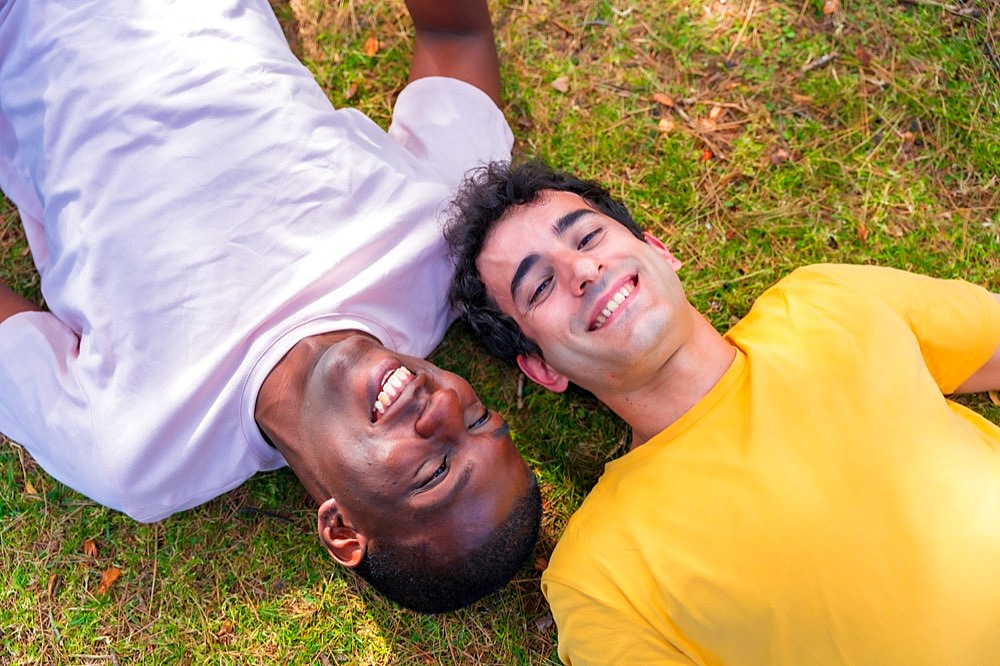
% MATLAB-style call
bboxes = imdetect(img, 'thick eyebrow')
[509,208,593,303]
[490,420,511,442]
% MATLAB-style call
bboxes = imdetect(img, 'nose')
[414,387,465,439]
[566,253,602,296]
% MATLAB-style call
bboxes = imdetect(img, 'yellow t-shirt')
[541,264,1000,665]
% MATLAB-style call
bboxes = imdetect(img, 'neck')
[603,313,735,447]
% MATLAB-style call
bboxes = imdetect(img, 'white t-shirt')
[0,0,513,521]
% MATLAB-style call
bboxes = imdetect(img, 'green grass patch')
[2,0,998,662]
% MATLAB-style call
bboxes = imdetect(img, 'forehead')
[479,191,592,271]
[493,190,592,239]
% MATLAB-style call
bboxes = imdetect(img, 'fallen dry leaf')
[989,390,1000,406]
[535,612,555,633]
[822,0,840,14]
[344,81,358,100]
[533,556,549,572]
[23,479,37,495]
[652,92,675,108]
[708,104,724,122]
[858,221,869,243]
[551,75,570,93]
[47,573,61,600]
[363,36,379,57]
[658,117,676,133]
[855,44,872,67]
[769,147,791,165]
[791,93,813,105]
[217,619,234,637]
[83,539,98,558]
[96,566,121,595]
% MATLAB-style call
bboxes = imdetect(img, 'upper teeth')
[373,365,413,418]
[593,282,634,329]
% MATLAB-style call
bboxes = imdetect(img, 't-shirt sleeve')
[791,265,1000,394]
[542,578,695,666]
[386,76,513,187]
[0,311,124,511]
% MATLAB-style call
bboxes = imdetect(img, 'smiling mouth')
[591,279,636,330]
[372,365,414,422]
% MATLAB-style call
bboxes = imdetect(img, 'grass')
[2,0,998,662]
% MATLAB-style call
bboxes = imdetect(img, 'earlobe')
[642,231,682,271]
[517,354,569,393]
[317,497,368,568]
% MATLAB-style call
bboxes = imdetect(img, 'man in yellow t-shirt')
[445,160,1000,664]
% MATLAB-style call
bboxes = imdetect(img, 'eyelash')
[470,409,489,429]
[579,229,600,248]
[529,278,551,305]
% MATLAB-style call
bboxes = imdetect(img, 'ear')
[317,497,368,568]
[517,353,569,393]
[642,232,682,271]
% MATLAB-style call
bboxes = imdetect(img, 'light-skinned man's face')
[476,190,689,397]
[258,332,534,566]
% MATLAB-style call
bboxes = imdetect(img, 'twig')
[801,51,840,73]
[896,0,983,18]
[48,608,63,646]
[239,507,293,523]
[727,0,757,61]
[984,40,1000,76]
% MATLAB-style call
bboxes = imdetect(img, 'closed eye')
[469,408,490,430]
[579,228,601,249]
[422,457,447,487]
[528,277,551,305]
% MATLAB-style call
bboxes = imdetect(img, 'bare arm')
[0,282,40,325]
[954,293,1000,394]
[404,0,501,106]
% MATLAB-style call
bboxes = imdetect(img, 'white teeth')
[373,366,413,420]
[593,282,635,330]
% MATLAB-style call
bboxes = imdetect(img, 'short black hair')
[353,473,542,613]
[445,159,644,366]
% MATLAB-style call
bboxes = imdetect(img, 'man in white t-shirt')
[0,0,540,613]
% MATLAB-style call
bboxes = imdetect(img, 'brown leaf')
[47,573,61,600]
[533,556,549,572]
[363,36,379,57]
[657,117,676,134]
[791,94,813,105]
[652,92,675,108]
[96,566,121,595]
[534,612,555,633]
[217,619,234,637]
[708,104,724,122]
[857,222,869,243]
[769,147,791,165]
[855,44,872,67]
[83,539,98,558]
[822,0,840,14]
[551,75,570,93]
[23,479,37,495]
[989,390,1000,406]
[344,82,358,101]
